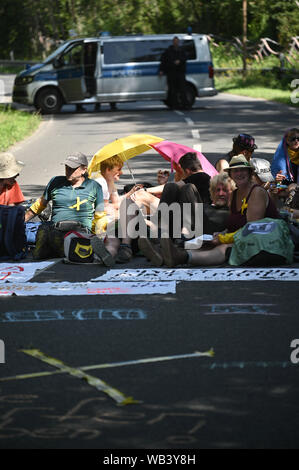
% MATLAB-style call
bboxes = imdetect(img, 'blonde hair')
[100,155,123,174]
[209,173,235,200]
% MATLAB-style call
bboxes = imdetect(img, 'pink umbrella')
[150,141,218,178]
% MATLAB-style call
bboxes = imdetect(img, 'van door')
[101,39,169,101]
[56,41,85,101]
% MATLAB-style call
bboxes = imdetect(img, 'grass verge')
[0,105,41,151]
[214,70,298,107]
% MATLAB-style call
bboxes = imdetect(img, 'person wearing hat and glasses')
[147,154,280,268]
[0,152,25,205]
[25,152,114,264]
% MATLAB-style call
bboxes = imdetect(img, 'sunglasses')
[289,136,299,142]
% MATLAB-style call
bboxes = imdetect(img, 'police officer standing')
[159,36,188,109]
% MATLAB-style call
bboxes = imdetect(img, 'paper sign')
[0,281,176,296]
[93,268,299,282]
[0,262,55,283]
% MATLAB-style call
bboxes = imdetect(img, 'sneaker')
[115,244,133,264]
[138,238,164,267]
[160,238,188,268]
[91,237,115,267]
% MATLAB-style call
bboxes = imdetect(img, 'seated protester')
[137,173,235,265]
[25,152,113,265]
[203,172,235,234]
[0,152,25,205]
[215,133,257,172]
[250,158,274,190]
[249,157,286,208]
[285,183,299,217]
[179,152,211,203]
[93,154,143,263]
[132,152,211,215]
[215,158,229,173]
[142,155,280,268]
[271,128,299,185]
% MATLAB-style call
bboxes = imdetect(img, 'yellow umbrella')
[88,134,164,177]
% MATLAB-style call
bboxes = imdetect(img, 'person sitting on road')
[215,133,257,173]
[0,152,25,205]
[132,152,211,215]
[140,154,280,268]
[203,172,235,234]
[93,154,143,263]
[24,152,114,265]
[137,172,235,265]
[271,128,299,185]
[215,158,229,173]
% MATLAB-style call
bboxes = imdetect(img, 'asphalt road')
[0,81,299,451]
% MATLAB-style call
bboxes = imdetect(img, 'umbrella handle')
[125,159,136,184]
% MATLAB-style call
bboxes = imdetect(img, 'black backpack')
[0,205,27,260]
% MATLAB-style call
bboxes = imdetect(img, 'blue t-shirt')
[43,176,104,229]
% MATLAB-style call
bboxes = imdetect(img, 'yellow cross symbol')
[69,197,88,211]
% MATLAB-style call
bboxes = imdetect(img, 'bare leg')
[188,244,231,266]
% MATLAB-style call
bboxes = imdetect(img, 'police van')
[13,33,217,114]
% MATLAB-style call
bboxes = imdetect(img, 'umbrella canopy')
[88,134,164,176]
[150,141,219,178]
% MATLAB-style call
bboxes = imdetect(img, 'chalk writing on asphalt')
[0,309,147,323]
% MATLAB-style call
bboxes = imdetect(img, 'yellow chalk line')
[0,348,214,386]
[20,349,139,406]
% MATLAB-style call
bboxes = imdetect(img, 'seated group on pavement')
[0,128,298,267]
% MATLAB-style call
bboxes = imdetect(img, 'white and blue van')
[13,33,217,113]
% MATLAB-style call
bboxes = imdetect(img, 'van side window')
[103,39,196,64]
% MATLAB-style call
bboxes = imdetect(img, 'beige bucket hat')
[0,152,25,179]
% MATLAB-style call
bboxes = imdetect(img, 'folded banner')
[0,281,176,296]
[0,261,55,283]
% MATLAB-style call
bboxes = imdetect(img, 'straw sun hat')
[224,154,253,172]
[0,152,25,179]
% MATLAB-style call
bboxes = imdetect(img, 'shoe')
[115,244,133,264]
[138,238,164,267]
[91,237,115,267]
[160,238,188,267]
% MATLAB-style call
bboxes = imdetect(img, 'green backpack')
[229,218,294,267]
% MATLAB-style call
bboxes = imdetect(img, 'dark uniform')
[160,41,188,109]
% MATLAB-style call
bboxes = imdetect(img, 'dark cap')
[64,152,88,168]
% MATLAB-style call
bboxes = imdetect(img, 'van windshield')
[103,39,196,64]
[44,42,71,64]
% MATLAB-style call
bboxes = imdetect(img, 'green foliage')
[0,0,298,60]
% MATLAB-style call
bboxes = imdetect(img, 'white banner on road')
[0,281,176,296]
[93,267,299,282]
[0,262,55,283]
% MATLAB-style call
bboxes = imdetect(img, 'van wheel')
[35,88,63,114]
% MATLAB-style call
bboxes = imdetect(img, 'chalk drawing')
[93,267,299,282]
[0,308,147,323]
[202,304,279,316]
